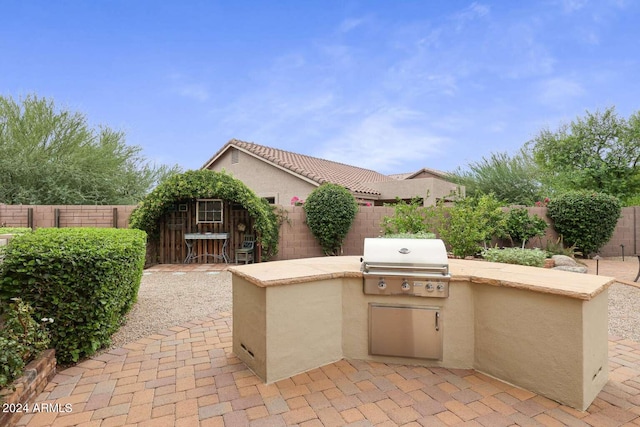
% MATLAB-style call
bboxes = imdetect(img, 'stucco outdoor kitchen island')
[229,256,613,411]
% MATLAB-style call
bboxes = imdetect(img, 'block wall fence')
[1,204,638,259]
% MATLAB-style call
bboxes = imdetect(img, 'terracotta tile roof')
[203,139,395,196]
[389,167,452,180]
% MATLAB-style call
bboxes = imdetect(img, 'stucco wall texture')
[1,204,638,259]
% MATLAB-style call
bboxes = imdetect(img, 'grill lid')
[361,238,450,278]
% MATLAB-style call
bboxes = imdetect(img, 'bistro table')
[184,232,229,264]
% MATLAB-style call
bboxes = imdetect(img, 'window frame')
[196,199,224,224]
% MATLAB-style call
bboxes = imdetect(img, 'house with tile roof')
[202,139,463,206]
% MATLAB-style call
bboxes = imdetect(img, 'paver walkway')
[14,259,640,426]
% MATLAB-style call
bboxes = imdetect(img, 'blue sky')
[2,0,639,175]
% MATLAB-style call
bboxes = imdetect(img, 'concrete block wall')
[1,204,637,260]
[274,205,395,260]
[0,205,136,229]
[276,205,640,261]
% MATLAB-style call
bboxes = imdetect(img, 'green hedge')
[0,228,146,364]
[547,192,621,256]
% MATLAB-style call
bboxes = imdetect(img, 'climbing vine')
[129,170,280,260]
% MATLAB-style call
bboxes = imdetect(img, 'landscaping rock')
[553,265,588,274]
[552,255,579,267]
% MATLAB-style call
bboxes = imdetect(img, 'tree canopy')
[452,106,640,206]
[0,94,180,205]
[529,107,640,204]
[450,150,543,205]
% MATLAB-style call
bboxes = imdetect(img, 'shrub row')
[0,228,146,364]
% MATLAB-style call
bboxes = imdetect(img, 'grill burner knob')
[401,281,411,291]
[426,283,434,292]
[437,283,444,292]
[378,279,387,290]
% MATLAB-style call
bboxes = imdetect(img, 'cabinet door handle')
[435,312,440,331]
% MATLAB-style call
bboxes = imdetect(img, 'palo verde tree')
[303,183,358,255]
[529,106,640,204]
[450,150,543,205]
[0,94,180,205]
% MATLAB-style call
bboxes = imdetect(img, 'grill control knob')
[426,283,434,292]
[401,281,411,291]
[437,283,445,292]
[378,279,387,290]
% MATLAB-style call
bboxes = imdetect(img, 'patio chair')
[235,235,255,264]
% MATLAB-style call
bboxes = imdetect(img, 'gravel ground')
[105,271,232,350]
[608,282,640,342]
[107,269,640,351]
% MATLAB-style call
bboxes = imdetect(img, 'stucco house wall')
[365,177,463,206]
[206,148,317,205]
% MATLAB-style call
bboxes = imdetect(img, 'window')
[231,148,239,164]
[196,199,223,224]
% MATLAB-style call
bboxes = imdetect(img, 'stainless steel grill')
[361,238,451,298]
[362,238,450,360]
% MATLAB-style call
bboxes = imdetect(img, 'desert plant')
[437,194,506,257]
[546,191,621,257]
[504,208,547,248]
[380,196,437,235]
[481,247,547,267]
[303,184,358,255]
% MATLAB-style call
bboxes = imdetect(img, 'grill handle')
[363,263,449,276]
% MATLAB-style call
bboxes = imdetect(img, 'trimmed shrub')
[303,184,358,255]
[129,169,280,260]
[504,208,547,248]
[0,298,51,389]
[481,247,547,267]
[0,228,146,363]
[547,192,621,256]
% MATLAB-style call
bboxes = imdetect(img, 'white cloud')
[561,0,588,13]
[536,77,585,107]
[168,73,210,102]
[338,17,368,33]
[316,108,448,173]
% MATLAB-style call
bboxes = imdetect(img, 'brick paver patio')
[14,258,640,426]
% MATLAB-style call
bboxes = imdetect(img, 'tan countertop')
[229,256,614,300]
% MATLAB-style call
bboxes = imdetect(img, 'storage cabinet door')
[369,304,442,360]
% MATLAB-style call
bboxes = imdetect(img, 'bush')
[303,184,358,255]
[0,298,51,389]
[381,197,437,235]
[504,208,547,248]
[547,192,621,256]
[437,194,506,258]
[0,228,146,364]
[481,248,547,267]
